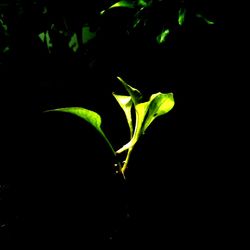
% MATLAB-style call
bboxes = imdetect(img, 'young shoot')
[45,77,175,179]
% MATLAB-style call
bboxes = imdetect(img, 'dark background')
[1,0,242,247]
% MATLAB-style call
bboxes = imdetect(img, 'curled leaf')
[109,0,134,9]
[117,76,142,104]
[116,101,149,154]
[112,93,134,138]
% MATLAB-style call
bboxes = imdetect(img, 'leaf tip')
[117,76,123,82]
[43,109,54,113]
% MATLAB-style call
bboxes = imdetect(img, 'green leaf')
[196,13,215,25]
[178,8,186,26]
[100,0,134,15]
[45,31,53,50]
[82,26,96,44]
[38,31,53,52]
[142,92,175,134]
[45,107,115,155]
[38,32,45,42]
[138,0,152,8]
[116,101,150,153]
[116,92,175,154]
[112,93,134,138]
[51,107,102,131]
[117,76,142,105]
[115,76,146,154]
[109,0,134,9]
[69,33,79,52]
[114,76,175,176]
[156,29,170,44]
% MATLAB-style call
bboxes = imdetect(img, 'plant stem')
[100,131,116,156]
[121,147,134,177]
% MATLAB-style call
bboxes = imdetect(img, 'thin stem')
[100,131,116,156]
[101,131,126,179]
[121,147,134,177]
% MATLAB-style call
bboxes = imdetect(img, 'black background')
[1,0,242,247]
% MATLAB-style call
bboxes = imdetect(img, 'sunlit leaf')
[117,76,142,104]
[156,29,170,44]
[112,93,134,138]
[0,18,8,32]
[45,107,115,155]
[142,92,175,134]
[38,32,45,42]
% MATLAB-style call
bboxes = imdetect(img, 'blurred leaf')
[137,0,152,8]
[45,107,115,155]
[3,46,10,54]
[109,0,134,9]
[39,31,53,52]
[82,26,96,44]
[69,33,79,52]
[38,32,45,42]
[100,0,134,15]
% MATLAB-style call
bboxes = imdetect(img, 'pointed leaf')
[45,31,52,49]
[178,8,186,26]
[50,107,102,130]
[112,93,134,138]
[38,32,45,42]
[138,0,152,8]
[142,92,174,134]
[117,76,142,104]
[196,13,215,25]
[69,33,79,52]
[45,107,115,155]
[109,1,134,9]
